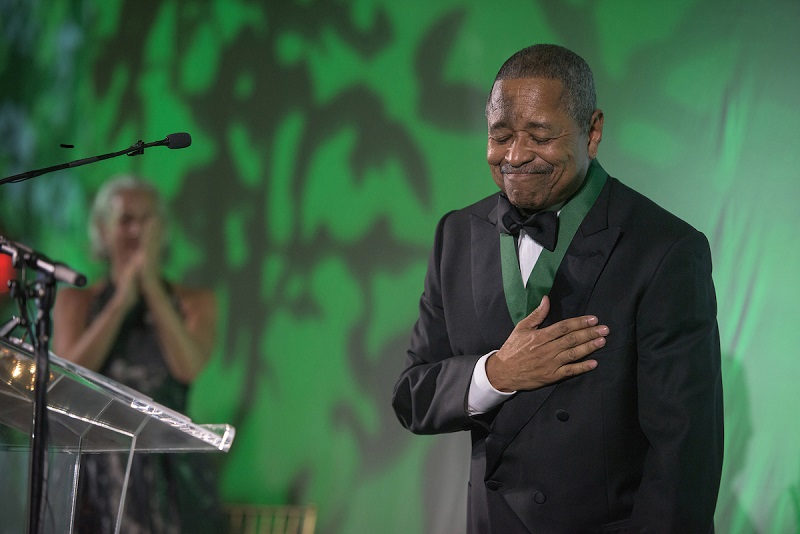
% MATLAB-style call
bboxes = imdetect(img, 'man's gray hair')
[488,44,597,133]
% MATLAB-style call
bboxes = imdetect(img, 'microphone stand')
[0,132,190,534]
[0,238,85,534]
[29,272,56,534]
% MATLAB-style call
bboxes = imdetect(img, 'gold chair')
[225,503,317,534]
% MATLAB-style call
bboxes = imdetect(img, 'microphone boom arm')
[0,132,191,186]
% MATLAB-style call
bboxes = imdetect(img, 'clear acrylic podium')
[0,335,236,533]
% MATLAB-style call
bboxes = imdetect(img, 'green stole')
[500,160,607,325]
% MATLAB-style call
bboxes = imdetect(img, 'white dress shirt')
[467,225,551,415]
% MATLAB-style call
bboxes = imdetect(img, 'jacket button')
[533,491,546,504]
[485,480,502,491]
[555,409,569,422]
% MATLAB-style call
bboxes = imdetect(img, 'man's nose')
[506,137,536,167]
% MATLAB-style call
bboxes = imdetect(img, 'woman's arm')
[139,278,217,384]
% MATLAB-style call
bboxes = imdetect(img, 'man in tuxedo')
[392,44,723,533]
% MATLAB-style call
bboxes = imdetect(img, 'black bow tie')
[496,194,559,251]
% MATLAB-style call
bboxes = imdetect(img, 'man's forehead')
[490,77,563,104]
[487,78,566,124]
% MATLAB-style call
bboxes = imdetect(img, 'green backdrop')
[1,0,799,532]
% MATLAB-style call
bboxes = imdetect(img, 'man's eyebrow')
[525,121,553,131]
[489,120,553,132]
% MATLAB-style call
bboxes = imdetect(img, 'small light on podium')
[0,347,53,392]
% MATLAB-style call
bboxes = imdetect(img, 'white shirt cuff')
[467,351,516,415]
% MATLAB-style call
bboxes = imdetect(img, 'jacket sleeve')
[392,212,485,435]
[631,230,724,532]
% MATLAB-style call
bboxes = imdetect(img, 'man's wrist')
[485,352,514,393]
[468,352,516,415]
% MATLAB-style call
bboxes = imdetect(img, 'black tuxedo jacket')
[393,176,723,533]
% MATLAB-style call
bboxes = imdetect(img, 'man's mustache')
[501,163,554,175]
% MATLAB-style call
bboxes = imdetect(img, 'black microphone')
[166,132,191,148]
[142,132,192,150]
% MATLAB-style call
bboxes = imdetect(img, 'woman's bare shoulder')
[172,284,216,310]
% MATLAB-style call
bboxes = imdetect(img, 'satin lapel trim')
[471,210,515,349]
[484,178,622,479]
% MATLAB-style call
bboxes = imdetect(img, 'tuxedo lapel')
[471,205,516,349]
[484,179,622,479]
[548,179,621,320]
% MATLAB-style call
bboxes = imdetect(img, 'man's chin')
[506,192,547,213]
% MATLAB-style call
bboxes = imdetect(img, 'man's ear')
[587,109,604,159]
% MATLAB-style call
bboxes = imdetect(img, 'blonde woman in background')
[53,175,223,534]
